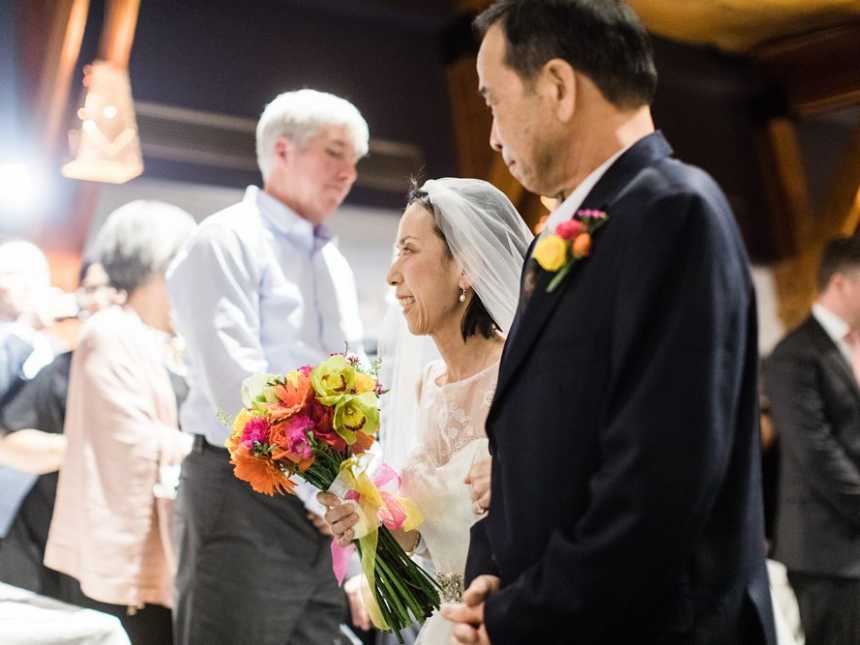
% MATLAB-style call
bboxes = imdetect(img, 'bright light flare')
[0,161,44,211]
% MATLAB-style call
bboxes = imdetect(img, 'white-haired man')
[167,89,368,645]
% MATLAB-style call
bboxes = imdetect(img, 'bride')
[319,177,532,644]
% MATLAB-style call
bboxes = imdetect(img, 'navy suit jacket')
[465,132,776,645]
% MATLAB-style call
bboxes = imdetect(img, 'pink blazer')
[45,307,188,608]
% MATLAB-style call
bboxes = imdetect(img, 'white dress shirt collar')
[247,186,333,253]
[541,143,633,237]
[812,303,853,364]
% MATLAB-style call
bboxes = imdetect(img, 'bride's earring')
[458,288,467,303]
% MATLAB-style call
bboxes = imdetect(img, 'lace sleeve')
[415,361,499,466]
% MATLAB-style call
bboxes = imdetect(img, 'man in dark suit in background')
[444,2,776,643]
[766,237,860,645]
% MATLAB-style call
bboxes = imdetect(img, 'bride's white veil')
[380,178,533,471]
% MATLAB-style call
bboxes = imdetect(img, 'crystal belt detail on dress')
[436,572,464,603]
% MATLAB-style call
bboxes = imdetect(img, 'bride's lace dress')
[400,358,498,645]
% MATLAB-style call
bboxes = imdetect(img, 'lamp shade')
[62,60,143,184]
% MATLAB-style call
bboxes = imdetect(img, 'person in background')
[766,235,860,645]
[167,88,368,645]
[0,239,70,591]
[44,201,195,645]
[0,259,117,598]
[0,239,65,402]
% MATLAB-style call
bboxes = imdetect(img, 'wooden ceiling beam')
[756,22,860,116]
[628,0,860,54]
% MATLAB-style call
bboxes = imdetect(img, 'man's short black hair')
[819,236,860,292]
[474,0,658,109]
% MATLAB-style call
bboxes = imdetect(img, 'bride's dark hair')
[406,178,499,341]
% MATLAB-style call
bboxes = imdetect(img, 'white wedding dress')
[399,359,499,645]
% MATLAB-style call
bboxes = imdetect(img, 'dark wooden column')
[756,23,860,329]
[443,2,550,232]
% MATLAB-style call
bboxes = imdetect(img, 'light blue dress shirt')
[167,186,364,450]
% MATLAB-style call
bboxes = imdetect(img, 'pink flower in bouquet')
[555,219,584,240]
[286,416,314,459]
[241,417,270,450]
[271,415,315,468]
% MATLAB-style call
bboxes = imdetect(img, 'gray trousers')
[173,438,346,645]
[788,572,860,645]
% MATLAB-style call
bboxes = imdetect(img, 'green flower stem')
[380,528,440,595]
[280,445,440,638]
[547,261,575,292]
[356,542,402,637]
[373,556,410,628]
[380,555,414,623]
[376,553,425,622]
[376,558,409,625]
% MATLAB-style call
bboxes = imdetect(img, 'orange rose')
[352,430,374,455]
[572,233,591,259]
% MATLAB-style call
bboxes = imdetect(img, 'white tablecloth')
[0,582,130,645]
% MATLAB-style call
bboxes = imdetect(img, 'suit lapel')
[806,316,860,401]
[492,132,674,410]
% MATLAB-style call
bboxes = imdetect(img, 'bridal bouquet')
[225,354,440,640]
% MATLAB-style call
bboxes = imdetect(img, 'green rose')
[333,392,380,444]
[311,355,356,405]
[240,373,280,410]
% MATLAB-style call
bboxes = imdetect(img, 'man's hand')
[441,575,500,644]
[344,575,371,631]
[465,455,491,515]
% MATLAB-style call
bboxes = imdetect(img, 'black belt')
[192,434,227,454]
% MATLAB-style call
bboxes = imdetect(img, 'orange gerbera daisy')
[267,373,313,421]
[230,445,295,496]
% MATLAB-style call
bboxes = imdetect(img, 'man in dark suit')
[443,2,776,643]
[765,237,860,645]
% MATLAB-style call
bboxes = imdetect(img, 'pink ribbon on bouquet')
[330,463,423,585]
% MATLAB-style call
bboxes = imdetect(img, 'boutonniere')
[533,209,609,292]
